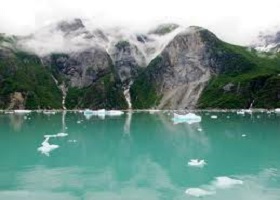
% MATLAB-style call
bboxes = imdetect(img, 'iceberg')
[185,188,215,197]
[97,109,106,114]
[106,110,124,116]
[84,109,95,115]
[188,159,207,167]
[237,110,245,115]
[56,132,68,137]
[275,108,280,113]
[43,111,56,115]
[37,137,59,156]
[14,110,32,114]
[212,176,243,189]
[172,113,201,124]
[211,115,218,119]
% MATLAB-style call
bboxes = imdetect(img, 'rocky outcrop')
[44,48,112,88]
[109,40,146,88]
[131,27,214,109]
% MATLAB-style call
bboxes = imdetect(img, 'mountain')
[1,19,280,110]
[253,28,280,53]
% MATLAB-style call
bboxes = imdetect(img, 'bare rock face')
[8,92,25,109]
[131,27,213,109]
[44,48,112,88]
[109,40,146,88]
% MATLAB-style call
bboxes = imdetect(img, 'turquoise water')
[0,111,280,200]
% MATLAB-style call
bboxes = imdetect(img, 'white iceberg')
[185,188,215,197]
[173,113,201,124]
[4,111,14,114]
[56,132,68,137]
[14,110,32,114]
[97,109,106,114]
[211,115,218,119]
[43,111,56,115]
[237,110,245,115]
[275,108,280,113]
[37,137,59,156]
[83,109,95,115]
[244,109,252,114]
[106,110,124,116]
[212,176,243,189]
[188,159,207,167]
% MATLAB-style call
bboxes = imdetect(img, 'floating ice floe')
[212,176,243,189]
[38,137,59,156]
[211,115,218,119]
[244,109,252,114]
[43,111,56,115]
[106,110,124,116]
[14,110,32,114]
[185,188,215,197]
[242,134,246,137]
[275,108,280,113]
[4,111,14,114]
[83,109,124,118]
[172,113,201,124]
[188,159,207,167]
[237,110,245,115]
[84,109,95,115]
[56,132,68,137]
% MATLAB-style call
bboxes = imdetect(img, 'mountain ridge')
[1,19,280,110]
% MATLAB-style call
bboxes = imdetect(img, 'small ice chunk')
[185,188,215,197]
[44,134,57,138]
[38,137,59,156]
[77,120,81,124]
[242,134,246,137]
[197,128,203,132]
[43,111,56,115]
[188,159,207,167]
[106,110,124,116]
[275,108,280,113]
[211,115,217,119]
[68,139,77,143]
[212,176,243,189]
[14,110,32,114]
[237,110,245,115]
[56,133,68,137]
[173,113,201,124]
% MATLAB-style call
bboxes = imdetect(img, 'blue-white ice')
[185,188,215,197]
[172,113,201,124]
[188,159,207,167]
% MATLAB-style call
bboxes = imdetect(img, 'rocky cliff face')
[131,27,216,109]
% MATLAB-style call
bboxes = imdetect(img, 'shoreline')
[0,108,278,113]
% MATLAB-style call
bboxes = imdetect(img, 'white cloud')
[1,0,280,45]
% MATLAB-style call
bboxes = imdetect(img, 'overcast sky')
[1,0,280,45]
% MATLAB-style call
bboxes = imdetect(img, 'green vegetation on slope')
[198,40,280,109]
[130,56,163,109]
[0,50,62,109]
[65,74,127,109]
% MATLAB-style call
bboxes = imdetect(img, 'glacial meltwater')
[0,111,280,200]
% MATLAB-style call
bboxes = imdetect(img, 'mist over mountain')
[1,18,280,110]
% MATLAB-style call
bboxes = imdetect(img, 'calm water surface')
[0,111,280,200]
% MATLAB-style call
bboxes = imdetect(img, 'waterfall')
[249,100,255,109]
[124,88,132,109]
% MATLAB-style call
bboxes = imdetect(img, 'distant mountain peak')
[56,18,85,33]
[149,23,180,35]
